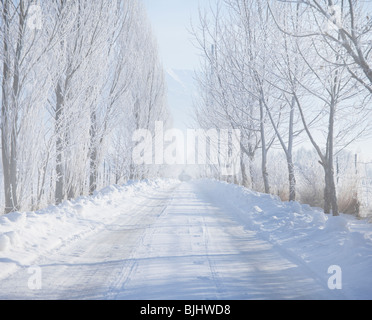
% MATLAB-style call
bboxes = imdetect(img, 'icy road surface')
[1,181,369,300]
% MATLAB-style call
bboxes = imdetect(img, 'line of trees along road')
[193,0,372,216]
[0,0,169,213]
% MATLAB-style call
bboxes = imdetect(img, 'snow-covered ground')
[0,179,371,300]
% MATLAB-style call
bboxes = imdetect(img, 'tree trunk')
[89,109,98,195]
[288,161,296,202]
[259,99,270,194]
[67,184,76,201]
[326,98,339,216]
[287,96,296,202]
[240,154,249,187]
[2,0,19,213]
[55,82,64,205]
[2,132,19,213]
[249,155,255,190]
[89,148,98,195]
[323,163,339,216]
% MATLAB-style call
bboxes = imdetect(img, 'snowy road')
[0,181,363,300]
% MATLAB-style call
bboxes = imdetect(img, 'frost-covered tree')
[271,0,372,215]
[0,0,169,213]
[292,0,372,94]
[193,0,279,194]
[0,0,73,212]
[193,0,372,215]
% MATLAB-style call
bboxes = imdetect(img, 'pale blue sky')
[142,0,203,70]
[142,0,372,71]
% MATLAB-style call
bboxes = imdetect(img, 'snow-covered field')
[0,179,371,300]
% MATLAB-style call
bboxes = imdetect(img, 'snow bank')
[0,179,178,280]
[195,179,372,299]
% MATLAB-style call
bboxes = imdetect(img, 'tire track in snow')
[105,185,178,299]
[200,218,226,299]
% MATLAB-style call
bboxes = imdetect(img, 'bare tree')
[271,0,371,215]
[294,0,372,93]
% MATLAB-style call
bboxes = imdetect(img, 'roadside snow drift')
[194,180,372,299]
[0,179,178,280]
